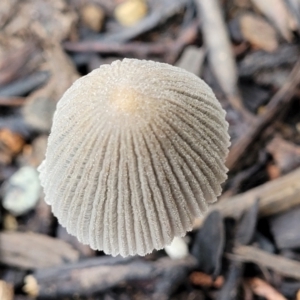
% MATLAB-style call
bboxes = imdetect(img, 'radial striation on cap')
[38,58,230,257]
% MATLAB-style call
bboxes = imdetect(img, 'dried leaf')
[0,280,14,300]
[240,13,278,52]
[251,0,293,42]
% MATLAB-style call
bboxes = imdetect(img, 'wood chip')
[0,280,14,300]
[248,278,287,300]
[0,231,79,269]
[240,13,279,52]
[190,272,224,288]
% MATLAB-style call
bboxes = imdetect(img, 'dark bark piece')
[0,115,32,139]
[152,257,197,299]
[235,198,259,246]
[22,198,53,235]
[21,44,79,132]
[227,58,300,170]
[233,245,300,280]
[28,256,196,298]
[240,81,271,113]
[270,206,300,249]
[0,231,79,269]
[217,261,244,300]
[238,45,300,77]
[0,128,25,165]
[56,225,95,258]
[192,211,224,278]
[0,71,50,97]
[279,281,300,298]
[1,268,26,288]
[64,20,198,64]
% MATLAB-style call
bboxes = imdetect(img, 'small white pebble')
[165,237,189,260]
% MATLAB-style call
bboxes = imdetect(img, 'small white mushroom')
[38,58,230,257]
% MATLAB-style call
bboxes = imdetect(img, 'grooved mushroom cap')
[38,58,230,257]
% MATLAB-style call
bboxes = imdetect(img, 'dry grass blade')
[196,0,253,122]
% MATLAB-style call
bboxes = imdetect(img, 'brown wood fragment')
[0,280,14,300]
[0,231,79,270]
[0,97,26,107]
[267,136,300,174]
[227,58,300,170]
[0,129,25,165]
[233,245,300,280]
[297,289,300,300]
[189,272,224,288]
[247,278,287,300]
[194,167,300,228]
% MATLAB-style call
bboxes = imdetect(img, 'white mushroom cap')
[38,58,230,257]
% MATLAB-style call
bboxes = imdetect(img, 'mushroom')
[38,58,230,257]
